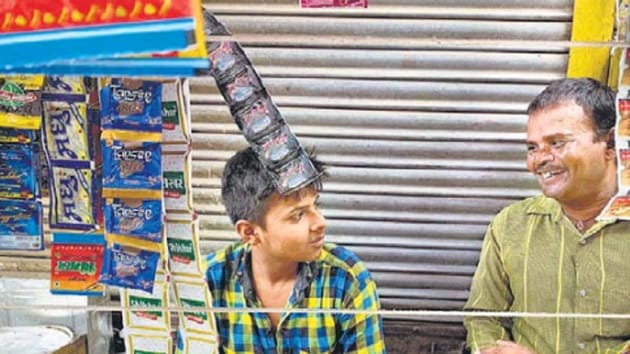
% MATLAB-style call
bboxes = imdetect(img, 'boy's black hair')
[527,78,616,144]
[221,147,325,225]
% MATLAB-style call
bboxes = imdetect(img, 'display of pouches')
[50,233,105,296]
[0,143,40,200]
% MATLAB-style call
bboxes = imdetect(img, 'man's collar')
[235,244,320,306]
[526,195,563,223]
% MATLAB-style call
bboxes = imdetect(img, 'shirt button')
[578,343,586,350]
[579,239,587,245]
[579,289,587,297]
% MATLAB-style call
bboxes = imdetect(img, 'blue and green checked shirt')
[205,242,386,353]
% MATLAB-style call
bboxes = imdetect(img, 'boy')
[205,147,386,353]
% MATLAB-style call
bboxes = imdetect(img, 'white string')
[3,304,630,319]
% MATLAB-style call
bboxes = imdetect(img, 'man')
[464,78,630,354]
[205,147,386,353]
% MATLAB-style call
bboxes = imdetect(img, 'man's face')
[256,188,326,263]
[526,101,613,206]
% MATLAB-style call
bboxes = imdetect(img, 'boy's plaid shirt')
[205,242,386,353]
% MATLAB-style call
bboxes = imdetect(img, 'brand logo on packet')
[161,101,179,130]
[114,251,147,269]
[59,174,84,222]
[129,295,163,320]
[0,81,37,108]
[181,298,208,323]
[163,172,186,197]
[111,85,153,104]
[113,203,153,220]
[49,109,79,159]
[56,260,96,275]
[168,239,194,264]
[113,146,153,162]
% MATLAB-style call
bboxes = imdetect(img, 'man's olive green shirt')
[464,195,630,354]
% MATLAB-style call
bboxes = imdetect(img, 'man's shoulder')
[495,194,553,219]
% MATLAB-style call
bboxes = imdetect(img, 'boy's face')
[256,187,326,263]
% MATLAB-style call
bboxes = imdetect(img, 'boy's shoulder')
[319,243,372,282]
[205,241,246,273]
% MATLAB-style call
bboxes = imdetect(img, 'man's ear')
[235,220,259,245]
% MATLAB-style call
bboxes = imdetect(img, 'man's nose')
[534,146,555,167]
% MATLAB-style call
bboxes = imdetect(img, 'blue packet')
[104,198,163,243]
[99,242,160,293]
[0,198,43,250]
[48,162,98,232]
[0,143,39,199]
[0,128,34,144]
[101,79,162,135]
[102,140,162,199]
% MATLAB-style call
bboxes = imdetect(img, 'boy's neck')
[250,248,299,284]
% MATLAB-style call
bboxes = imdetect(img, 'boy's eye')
[291,211,305,221]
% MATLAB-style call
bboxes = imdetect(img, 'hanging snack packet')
[163,149,193,213]
[175,329,218,354]
[43,76,87,97]
[600,195,630,220]
[162,80,191,144]
[0,143,39,200]
[102,140,162,199]
[252,125,301,168]
[620,148,630,188]
[50,233,105,296]
[166,216,203,278]
[0,75,43,130]
[208,41,247,80]
[0,199,43,250]
[203,8,231,37]
[124,332,172,354]
[101,79,162,142]
[172,279,217,335]
[618,99,630,137]
[233,96,283,142]
[104,198,163,243]
[122,276,170,332]
[42,101,91,162]
[48,163,97,231]
[99,241,161,293]
[216,66,264,112]
[273,152,322,195]
[0,128,34,144]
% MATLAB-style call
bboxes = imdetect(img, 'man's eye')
[551,140,566,148]
[526,145,537,153]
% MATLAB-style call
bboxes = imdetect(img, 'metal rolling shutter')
[194,0,571,319]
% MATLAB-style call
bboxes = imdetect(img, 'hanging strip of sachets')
[599,48,630,219]
[202,9,321,195]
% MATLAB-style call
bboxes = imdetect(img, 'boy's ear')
[235,220,259,245]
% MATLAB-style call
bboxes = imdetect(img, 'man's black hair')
[221,147,325,225]
[527,78,616,142]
